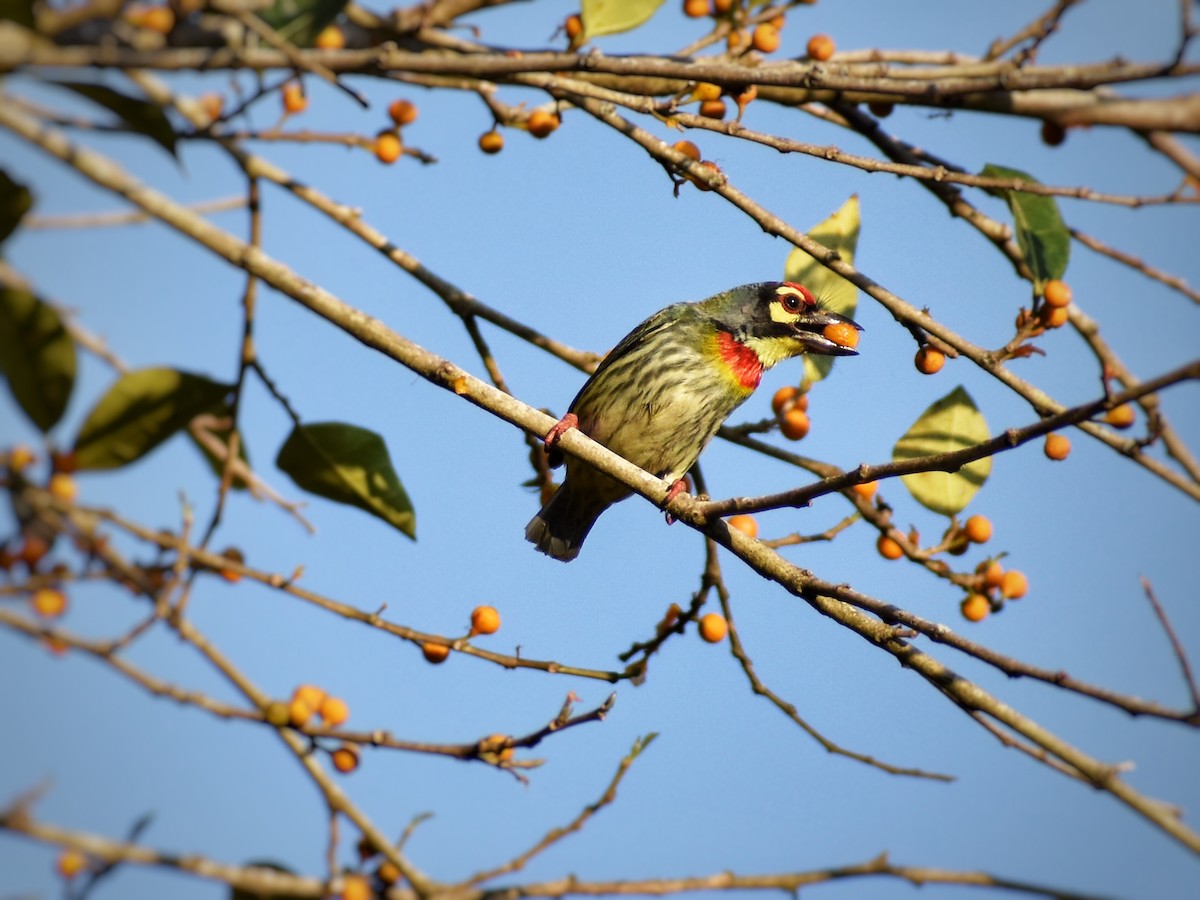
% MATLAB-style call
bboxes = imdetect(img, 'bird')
[525,281,861,561]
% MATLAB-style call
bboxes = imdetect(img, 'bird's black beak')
[791,310,862,357]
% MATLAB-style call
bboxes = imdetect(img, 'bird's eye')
[775,282,813,314]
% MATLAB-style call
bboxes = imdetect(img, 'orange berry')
[807,33,835,61]
[137,5,175,33]
[199,92,224,121]
[693,82,722,102]
[527,109,559,138]
[43,636,70,655]
[960,593,990,622]
[320,695,350,727]
[48,473,78,503]
[868,101,894,117]
[689,160,721,191]
[387,98,418,127]
[851,481,877,500]
[341,873,371,900]
[876,535,903,560]
[699,98,727,119]
[1044,433,1071,461]
[377,860,402,885]
[8,444,35,470]
[314,24,345,50]
[331,743,360,774]
[564,13,584,39]
[282,82,308,115]
[734,84,757,116]
[57,849,88,880]
[19,534,50,568]
[478,130,504,154]
[1000,569,1028,599]
[752,24,780,53]
[293,683,326,710]
[288,697,315,727]
[422,641,450,664]
[1040,121,1066,147]
[713,0,732,12]
[470,604,501,636]
[672,139,701,161]
[964,514,992,544]
[779,407,810,440]
[727,514,758,539]
[1042,279,1072,309]
[698,612,728,643]
[32,587,67,618]
[982,560,1005,591]
[1041,306,1069,328]
[822,320,859,350]
[726,28,749,53]
[218,546,244,583]
[1105,404,1135,429]
[914,346,945,375]
[771,385,798,416]
[683,0,710,18]
[374,131,403,164]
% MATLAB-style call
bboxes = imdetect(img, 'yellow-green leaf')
[0,288,76,433]
[276,422,415,539]
[73,368,231,469]
[784,195,860,386]
[581,0,667,38]
[893,386,991,517]
[0,170,33,249]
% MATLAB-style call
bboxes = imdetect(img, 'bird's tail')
[525,481,608,562]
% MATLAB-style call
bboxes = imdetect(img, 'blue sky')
[1,1,1198,898]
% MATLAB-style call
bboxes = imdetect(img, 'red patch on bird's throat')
[716,330,763,390]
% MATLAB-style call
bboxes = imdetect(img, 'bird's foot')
[543,412,578,450]
[663,478,689,525]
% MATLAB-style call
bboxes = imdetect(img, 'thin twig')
[1140,576,1200,713]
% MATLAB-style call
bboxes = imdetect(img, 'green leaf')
[784,195,861,386]
[892,386,991,517]
[0,288,76,433]
[73,368,232,470]
[258,0,347,47]
[0,0,35,28]
[0,169,34,249]
[981,163,1069,288]
[276,422,415,538]
[190,413,251,490]
[54,81,178,158]
[581,0,667,38]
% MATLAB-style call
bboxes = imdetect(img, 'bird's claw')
[543,413,578,450]
[663,478,689,525]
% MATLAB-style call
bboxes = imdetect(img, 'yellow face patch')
[769,282,816,324]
